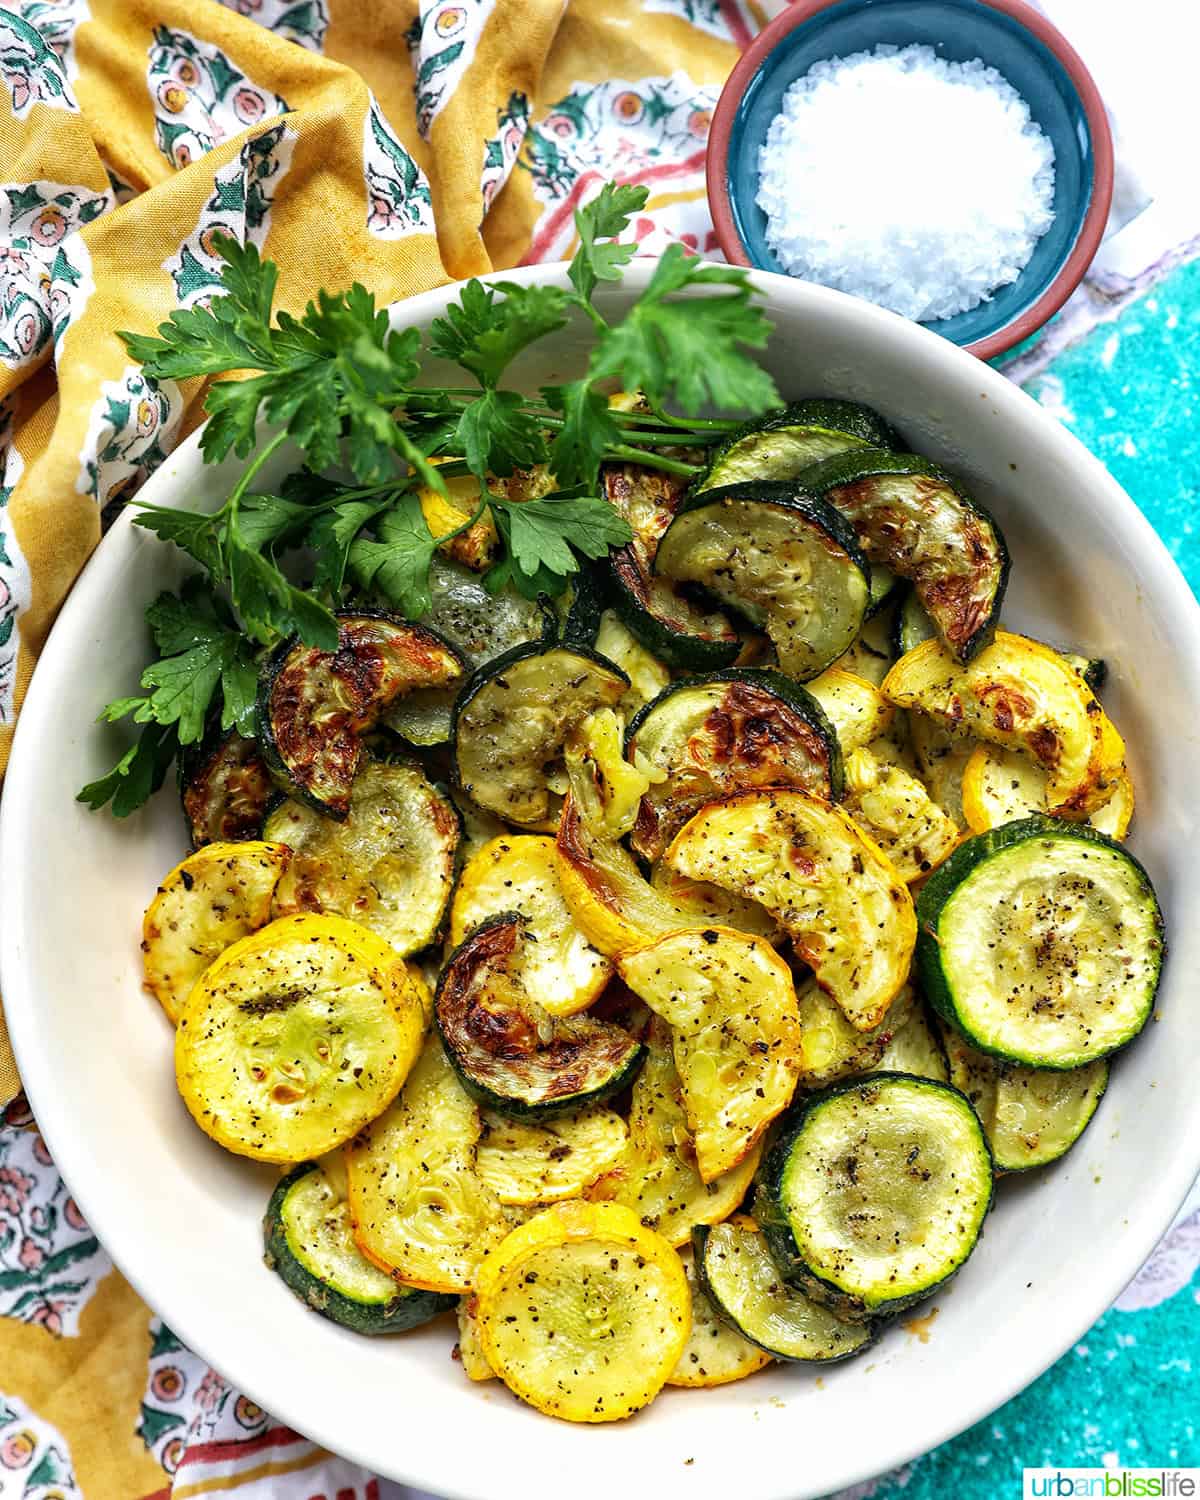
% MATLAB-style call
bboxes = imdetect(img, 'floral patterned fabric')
[1,1,1197,1496]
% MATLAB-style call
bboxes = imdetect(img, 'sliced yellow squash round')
[907,714,973,827]
[474,1199,690,1423]
[805,668,893,751]
[143,841,291,1023]
[666,789,915,1032]
[595,609,672,717]
[668,1243,772,1388]
[345,1035,514,1293]
[883,632,1125,818]
[450,836,612,1017]
[961,743,1134,840]
[648,863,780,940]
[842,746,960,882]
[476,1108,629,1205]
[456,1296,497,1381]
[618,928,801,1182]
[795,979,914,1090]
[175,913,422,1163]
[588,1020,762,1247]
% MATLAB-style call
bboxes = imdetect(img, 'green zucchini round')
[892,587,936,659]
[655,483,871,682]
[624,668,843,862]
[693,1220,873,1363]
[755,1073,993,1319]
[435,914,644,1119]
[451,640,628,826]
[916,816,1164,1069]
[264,1159,455,1334]
[179,727,276,848]
[698,399,900,491]
[798,449,1010,663]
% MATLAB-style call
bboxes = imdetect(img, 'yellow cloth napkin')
[0,0,753,1104]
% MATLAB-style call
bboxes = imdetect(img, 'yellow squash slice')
[906,714,974,827]
[882,632,1125,817]
[143,841,291,1023]
[806,668,893,751]
[175,913,422,1163]
[595,610,672,717]
[961,743,1135,840]
[618,928,802,1181]
[473,1199,691,1423]
[795,979,916,1090]
[842,746,960,882]
[665,789,916,1031]
[456,1296,496,1381]
[476,1108,629,1206]
[668,1243,772,1388]
[451,835,612,1016]
[346,1035,513,1293]
[587,1020,762,1247]
[648,863,780,941]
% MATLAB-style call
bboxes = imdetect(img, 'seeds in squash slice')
[618,927,802,1182]
[175,913,423,1163]
[473,1199,691,1423]
[143,840,291,1024]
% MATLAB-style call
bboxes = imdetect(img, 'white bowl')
[3,264,1198,1500]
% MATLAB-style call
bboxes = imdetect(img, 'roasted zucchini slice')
[961,744,1134,840]
[883,632,1125,819]
[180,729,275,847]
[916,816,1164,1068]
[258,612,464,818]
[263,1156,455,1334]
[799,449,1009,662]
[942,1028,1108,1172]
[841,745,960,882]
[452,642,628,826]
[834,607,895,686]
[589,1019,762,1248]
[175,913,425,1163]
[435,914,644,1118]
[556,562,605,646]
[594,609,671,718]
[756,1073,993,1318]
[655,483,870,681]
[668,1242,773,1387]
[345,1034,513,1293]
[603,461,740,670]
[142,841,291,1023]
[473,1200,691,1423]
[698,398,899,491]
[450,835,612,1016]
[694,1219,872,1364]
[893,586,937,657]
[618,927,802,1182]
[625,669,842,862]
[264,759,460,958]
[666,789,916,1031]
[806,668,894,751]
[475,1108,629,1206]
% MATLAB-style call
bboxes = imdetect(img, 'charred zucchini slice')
[175,913,425,1163]
[666,789,916,1032]
[435,914,644,1118]
[259,612,464,818]
[668,1242,773,1387]
[556,562,605,646]
[800,449,1009,662]
[264,1157,455,1334]
[916,817,1164,1069]
[603,462,740,670]
[626,669,841,862]
[142,841,290,1023]
[264,759,460,958]
[942,1028,1108,1172]
[694,1219,873,1364]
[618,927,803,1182]
[756,1073,993,1318]
[451,642,628,827]
[473,1200,691,1423]
[656,484,870,681]
[699,398,899,491]
[180,729,275,847]
[476,1108,629,1206]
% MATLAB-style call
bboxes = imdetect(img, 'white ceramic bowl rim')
[3,263,1199,1500]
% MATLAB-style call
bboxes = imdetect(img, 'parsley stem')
[606,444,702,476]
[431,486,491,548]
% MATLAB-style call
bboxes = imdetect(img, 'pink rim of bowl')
[706,0,1115,362]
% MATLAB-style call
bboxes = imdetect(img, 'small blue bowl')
[707,0,1113,360]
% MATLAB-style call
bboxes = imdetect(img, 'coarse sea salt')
[756,44,1056,323]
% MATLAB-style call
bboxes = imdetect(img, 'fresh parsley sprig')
[82,180,779,814]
